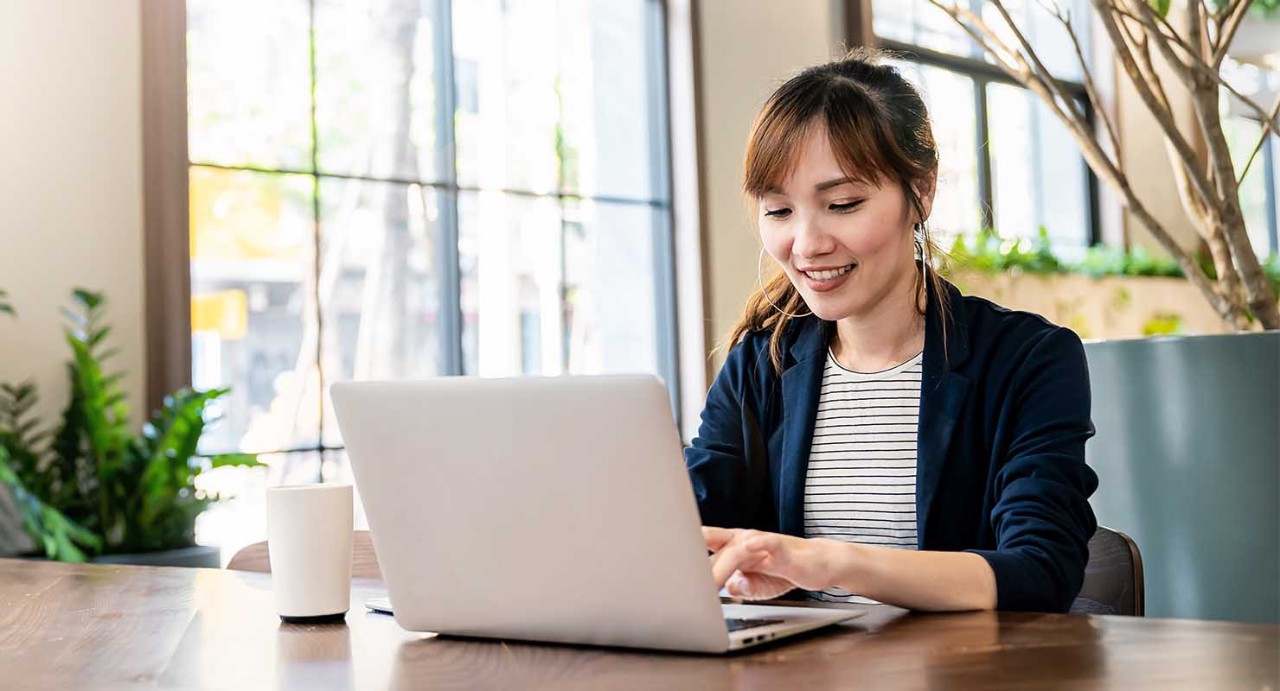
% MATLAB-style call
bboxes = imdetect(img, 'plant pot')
[1084,331,1279,624]
[92,544,221,569]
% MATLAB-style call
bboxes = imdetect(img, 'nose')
[790,212,836,261]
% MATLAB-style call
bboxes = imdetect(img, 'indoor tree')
[926,0,1280,329]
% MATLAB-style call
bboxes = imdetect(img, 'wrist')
[817,538,867,592]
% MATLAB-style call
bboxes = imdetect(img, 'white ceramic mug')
[266,484,353,623]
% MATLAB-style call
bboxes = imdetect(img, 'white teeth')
[803,264,855,281]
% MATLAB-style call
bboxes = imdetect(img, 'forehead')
[765,125,879,196]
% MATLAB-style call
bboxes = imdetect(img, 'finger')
[724,570,751,597]
[710,544,769,588]
[702,526,736,552]
[725,570,793,601]
[742,533,784,562]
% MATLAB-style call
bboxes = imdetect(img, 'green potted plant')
[0,288,261,566]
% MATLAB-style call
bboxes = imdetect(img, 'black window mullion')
[1083,97,1102,246]
[434,0,463,376]
[975,77,994,231]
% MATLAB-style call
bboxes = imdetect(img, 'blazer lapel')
[778,318,828,537]
[916,280,972,544]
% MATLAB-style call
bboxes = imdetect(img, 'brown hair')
[725,47,951,371]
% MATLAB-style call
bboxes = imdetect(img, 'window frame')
[143,0,704,446]
[850,1,1102,245]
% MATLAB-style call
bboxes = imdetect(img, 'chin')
[804,297,860,322]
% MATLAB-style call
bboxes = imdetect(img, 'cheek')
[843,210,906,256]
[759,225,792,262]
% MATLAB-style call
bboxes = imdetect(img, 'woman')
[687,49,1098,613]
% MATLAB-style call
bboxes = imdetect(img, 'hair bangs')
[743,108,819,198]
[744,90,900,199]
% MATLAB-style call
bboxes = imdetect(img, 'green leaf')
[88,326,113,348]
[0,447,102,561]
[208,453,263,469]
[72,288,105,311]
[1149,0,1171,17]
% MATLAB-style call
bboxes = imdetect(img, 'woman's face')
[757,125,931,322]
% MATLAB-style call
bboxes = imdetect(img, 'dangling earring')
[757,247,813,318]
[914,221,929,288]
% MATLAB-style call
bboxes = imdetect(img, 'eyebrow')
[815,176,860,192]
[763,176,861,196]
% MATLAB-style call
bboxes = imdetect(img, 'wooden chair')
[227,530,383,581]
[1069,525,1145,616]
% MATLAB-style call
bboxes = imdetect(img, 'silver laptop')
[330,375,863,653]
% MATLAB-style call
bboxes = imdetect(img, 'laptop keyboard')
[725,617,785,633]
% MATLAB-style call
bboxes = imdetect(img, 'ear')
[912,169,938,224]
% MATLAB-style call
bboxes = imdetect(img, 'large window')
[872,0,1099,246]
[185,0,676,553]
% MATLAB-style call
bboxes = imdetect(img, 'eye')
[829,200,863,212]
[764,207,792,219]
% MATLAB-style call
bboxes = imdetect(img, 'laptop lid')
[330,375,731,652]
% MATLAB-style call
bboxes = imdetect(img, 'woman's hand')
[702,526,844,601]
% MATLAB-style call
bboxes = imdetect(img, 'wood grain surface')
[226,530,383,581]
[0,559,1274,690]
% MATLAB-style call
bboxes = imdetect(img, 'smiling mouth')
[801,264,856,281]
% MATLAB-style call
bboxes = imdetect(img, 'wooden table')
[0,559,1275,690]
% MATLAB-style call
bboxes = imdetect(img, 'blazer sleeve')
[967,327,1100,612]
[683,340,770,529]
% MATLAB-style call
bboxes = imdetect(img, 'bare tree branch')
[1094,0,1220,208]
[1237,96,1280,184]
[1042,2,1122,155]
[1220,82,1280,134]
[1180,1,1255,320]
[1192,81,1279,326]
[928,1,1023,67]
[1211,0,1252,68]
[989,0,1088,120]
[1117,7,1172,109]
[1112,2,1280,131]
[1112,3,1194,70]
[1129,1,1196,81]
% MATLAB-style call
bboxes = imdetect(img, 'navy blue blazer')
[685,280,1099,612]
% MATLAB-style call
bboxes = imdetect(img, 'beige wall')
[696,0,843,369]
[0,0,147,427]
[1114,38,1202,253]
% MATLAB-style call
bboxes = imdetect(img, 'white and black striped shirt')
[803,349,922,604]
